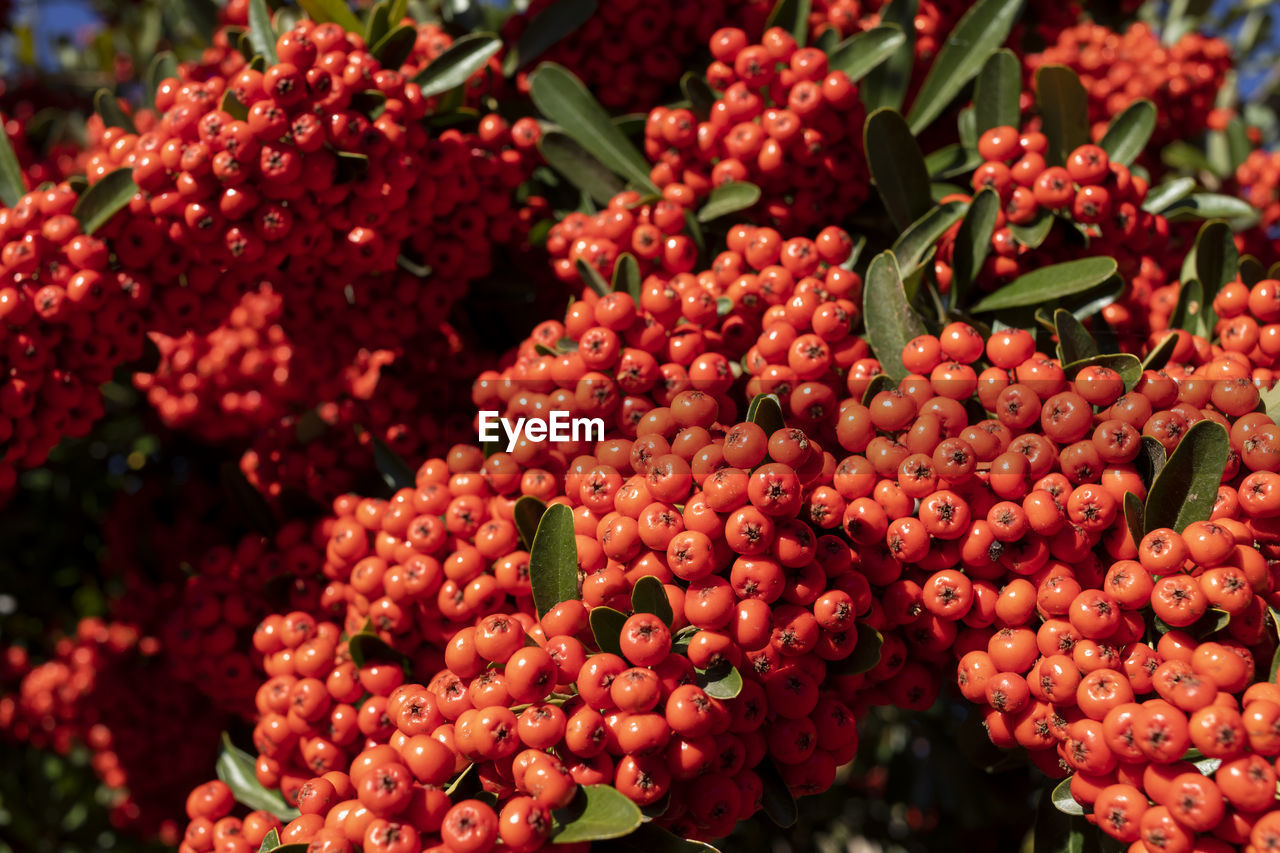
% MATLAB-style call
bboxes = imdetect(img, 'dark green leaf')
[1054,309,1098,364]
[863,251,927,381]
[1170,278,1206,338]
[1033,785,1089,853]
[747,393,786,437]
[94,89,136,134]
[764,0,811,45]
[861,373,896,407]
[1099,99,1156,167]
[1141,332,1178,371]
[612,253,641,302]
[530,503,580,618]
[1162,193,1259,224]
[862,0,917,112]
[1137,437,1167,487]
[1052,777,1083,816]
[1144,420,1230,534]
[372,436,414,491]
[1224,115,1252,172]
[414,33,501,97]
[1123,493,1145,553]
[864,108,932,230]
[631,576,673,627]
[925,144,983,179]
[829,622,883,674]
[906,0,1025,134]
[446,762,479,798]
[1142,177,1197,214]
[348,629,409,669]
[828,25,907,83]
[1241,255,1266,287]
[0,124,25,208]
[530,63,655,192]
[576,258,610,297]
[971,257,1118,313]
[680,73,717,121]
[589,606,627,657]
[550,785,644,843]
[1036,65,1089,166]
[696,661,743,700]
[815,27,840,56]
[757,759,799,828]
[73,168,137,236]
[697,182,761,222]
[1193,220,1238,303]
[513,495,547,551]
[295,0,364,32]
[217,733,299,820]
[373,25,417,69]
[890,200,968,277]
[1269,608,1280,683]
[1063,353,1141,392]
[144,51,179,110]
[365,0,393,46]
[973,48,1020,135]
[951,187,999,308]
[248,0,279,65]
[220,89,249,121]
[503,0,596,74]
[539,130,626,205]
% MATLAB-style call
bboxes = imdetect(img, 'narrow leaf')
[697,182,761,222]
[1137,437,1167,488]
[1142,177,1196,214]
[758,759,799,828]
[589,606,627,657]
[1141,332,1178,371]
[373,25,417,69]
[248,0,279,65]
[891,199,968,277]
[1054,309,1098,364]
[864,108,932,230]
[220,89,249,121]
[0,126,25,207]
[503,0,596,75]
[217,734,299,820]
[862,0,917,111]
[828,25,907,83]
[746,393,786,437]
[576,258,610,297]
[925,144,983,179]
[94,90,136,134]
[372,436,414,490]
[365,0,392,46]
[539,130,626,205]
[1062,353,1142,392]
[295,0,364,33]
[861,374,896,407]
[1144,420,1230,534]
[971,257,1118,313]
[1036,65,1089,166]
[1123,493,1145,553]
[1193,219,1238,301]
[829,623,884,674]
[1161,193,1259,224]
[550,785,644,843]
[530,63,655,192]
[414,33,501,97]
[631,576,673,627]
[530,503,580,618]
[973,48,1020,135]
[513,495,547,551]
[863,251,926,381]
[951,187,999,308]
[1008,209,1054,248]
[1099,99,1156,167]
[144,51,179,109]
[1170,278,1207,337]
[764,0,811,45]
[73,168,137,236]
[348,629,409,669]
[612,253,641,302]
[681,73,717,121]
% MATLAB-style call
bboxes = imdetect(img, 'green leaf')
[1099,99,1156,167]
[0,124,25,208]
[1142,177,1197,214]
[1144,420,1229,534]
[1170,278,1207,338]
[551,785,644,843]
[764,0,811,45]
[746,393,786,437]
[445,763,479,798]
[348,628,409,669]
[373,25,417,68]
[860,374,896,407]
[1240,255,1266,287]
[94,89,136,134]
[1123,493,1145,552]
[863,251,927,381]
[217,734,299,821]
[906,0,1025,134]
[971,257,1118,313]
[1193,220,1238,303]
[220,89,249,121]
[680,73,717,121]
[257,828,282,852]
[1161,193,1259,224]
[864,108,932,231]
[365,0,393,45]
[530,63,655,193]
[828,25,907,83]
[1141,332,1178,371]
[73,168,137,236]
[1137,437,1167,488]
[1262,382,1280,424]
[144,51,178,110]
[539,130,626,205]
[612,253,641,302]
[631,576,673,627]
[1036,65,1089,166]
[973,48,1020,136]
[1033,785,1089,853]
[576,258,610,297]
[589,606,627,657]
[414,33,501,97]
[925,144,983,179]
[757,759,799,828]
[530,503,580,618]
[513,495,547,551]
[371,436,414,491]
[829,622,884,674]
[696,661,743,700]
[951,187,1000,308]
[248,0,279,65]
[891,199,968,277]
[698,182,761,222]
[1269,608,1280,683]
[862,0,917,112]
[504,0,596,74]
[1054,309,1098,364]
[1224,115,1252,172]
[295,0,364,33]
[1063,353,1142,392]
[1052,776,1084,816]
